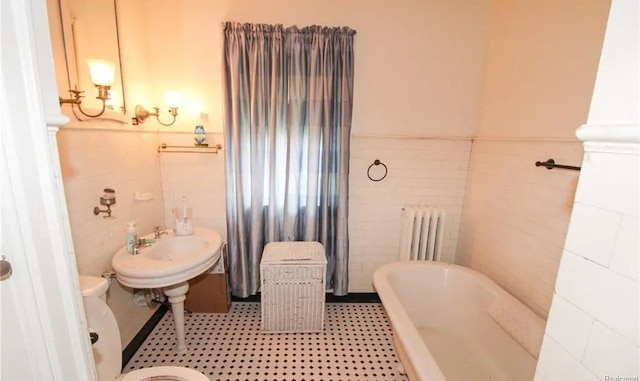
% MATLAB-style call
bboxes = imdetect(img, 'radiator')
[399,206,446,261]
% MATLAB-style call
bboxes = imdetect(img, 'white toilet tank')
[79,275,110,301]
[80,276,122,381]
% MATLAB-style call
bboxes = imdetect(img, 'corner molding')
[3,0,95,377]
[576,124,640,155]
[46,113,70,128]
[577,124,640,143]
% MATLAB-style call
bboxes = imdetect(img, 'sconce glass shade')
[87,59,115,87]
[58,60,115,118]
[164,91,182,108]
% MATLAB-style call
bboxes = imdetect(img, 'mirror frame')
[57,0,127,114]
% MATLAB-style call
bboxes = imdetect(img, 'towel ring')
[367,159,388,182]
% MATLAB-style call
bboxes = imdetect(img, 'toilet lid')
[122,366,209,381]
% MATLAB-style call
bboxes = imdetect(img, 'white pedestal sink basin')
[112,227,222,352]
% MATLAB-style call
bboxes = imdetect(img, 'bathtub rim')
[372,261,515,381]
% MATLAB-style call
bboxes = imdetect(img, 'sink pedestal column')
[163,281,190,352]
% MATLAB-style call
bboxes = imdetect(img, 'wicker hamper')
[260,241,327,333]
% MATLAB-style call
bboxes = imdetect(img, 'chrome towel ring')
[367,159,388,182]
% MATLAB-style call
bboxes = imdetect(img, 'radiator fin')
[399,206,446,261]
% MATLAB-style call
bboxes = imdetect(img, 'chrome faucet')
[154,226,168,239]
[134,238,150,255]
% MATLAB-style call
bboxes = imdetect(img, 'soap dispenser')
[126,221,137,255]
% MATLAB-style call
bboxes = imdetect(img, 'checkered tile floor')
[124,302,408,381]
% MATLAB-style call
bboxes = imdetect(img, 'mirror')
[57,0,126,114]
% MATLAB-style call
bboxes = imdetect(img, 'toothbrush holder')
[172,207,193,236]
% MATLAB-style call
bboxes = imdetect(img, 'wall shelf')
[157,143,223,154]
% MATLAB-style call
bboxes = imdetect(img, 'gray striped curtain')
[222,22,355,297]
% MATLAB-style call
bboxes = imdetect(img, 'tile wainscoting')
[58,130,473,343]
[457,138,583,318]
[57,127,164,346]
[348,136,472,291]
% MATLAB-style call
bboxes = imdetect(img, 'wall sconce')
[59,59,115,118]
[93,188,116,218]
[134,91,181,126]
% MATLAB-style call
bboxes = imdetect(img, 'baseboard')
[232,292,381,303]
[326,292,381,303]
[121,305,168,369]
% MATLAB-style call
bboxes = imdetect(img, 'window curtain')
[222,22,355,297]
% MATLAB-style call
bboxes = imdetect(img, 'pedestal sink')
[112,227,222,352]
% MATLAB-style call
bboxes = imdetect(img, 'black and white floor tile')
[124,303,408,381]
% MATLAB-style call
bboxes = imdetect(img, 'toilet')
[79,275,209,381]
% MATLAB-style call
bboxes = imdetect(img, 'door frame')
[1,0,95,379]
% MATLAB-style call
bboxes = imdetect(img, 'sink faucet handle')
[153,226,167,239]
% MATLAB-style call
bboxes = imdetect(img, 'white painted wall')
[476,0,610,139]
[116,0,490,137]
[458,0,610,317]
[535,0,640,378]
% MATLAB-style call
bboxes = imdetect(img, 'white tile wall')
[555,249,638,345]
[156,134,472,293]
[575,151,640,216]
[582,322,640,379]
[544,296,594,359]
[535,336,601,381]
[535,145,640,380]
[348,137,472,291]
[458,140,583,317]
[157,132,227,238]
[609,216,639,281]
[564,203,621,266]
[57,128,164,347]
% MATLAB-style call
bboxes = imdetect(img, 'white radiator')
[399,206,446,261]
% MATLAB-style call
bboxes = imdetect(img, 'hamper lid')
[261,241,327,264]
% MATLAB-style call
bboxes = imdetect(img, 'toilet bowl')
[79,276,209,381]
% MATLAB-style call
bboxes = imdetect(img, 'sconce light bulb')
[164,91,182,109]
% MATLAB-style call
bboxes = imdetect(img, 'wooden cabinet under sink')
[185,254,231,313]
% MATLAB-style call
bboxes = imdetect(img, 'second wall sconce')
[59,59,115,118]
[133,91,181,126]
